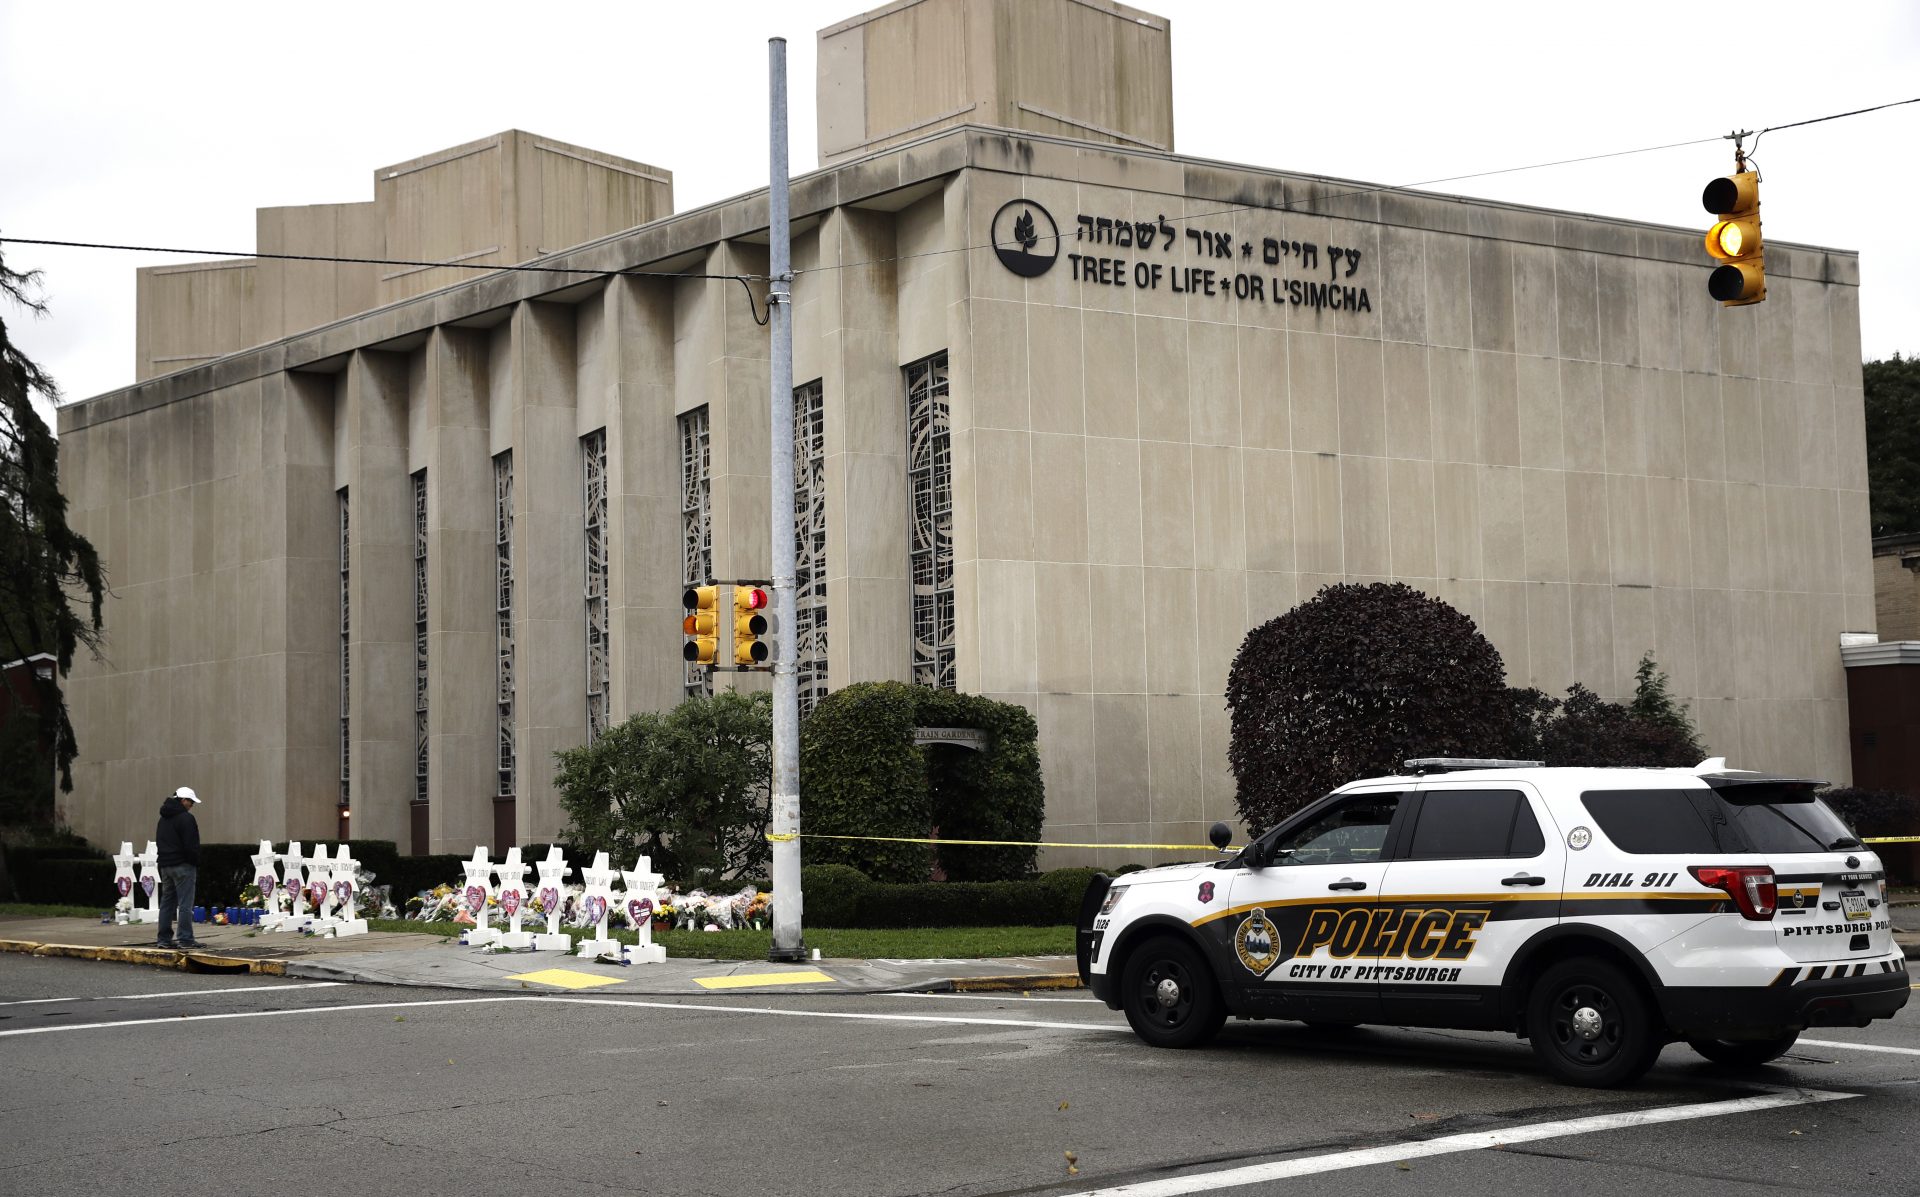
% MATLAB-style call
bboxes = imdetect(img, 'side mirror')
[1208,822,1233,852]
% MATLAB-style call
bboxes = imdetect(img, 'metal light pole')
[766,35,805,963]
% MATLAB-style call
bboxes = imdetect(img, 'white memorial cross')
[329,845,367,937]
[280,842,307,927]
[461,847,498,946]
[249,841,279,928]
[574,851,620,960]
[305,844,336,927]
[620,854,666,965]
[493,848,533,949]
[135,841,160,924]
[112,842,137,924]
[531,845,572,952]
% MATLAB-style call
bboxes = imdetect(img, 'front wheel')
[1525,958,1662,1088]
[1688,1033,1798,1067]
[1120,936,1226,1048]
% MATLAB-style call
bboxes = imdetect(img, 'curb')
[0,938,284,975]
[947,972,1083,993]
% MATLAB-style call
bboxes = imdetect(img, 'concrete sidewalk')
[0,916,1082,996]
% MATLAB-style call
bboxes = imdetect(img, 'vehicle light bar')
[1402,758,1543,773]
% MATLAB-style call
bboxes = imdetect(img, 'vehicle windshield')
[1714,787,1860,853]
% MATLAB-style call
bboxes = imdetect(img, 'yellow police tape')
[767,831,1920,849]
[765,831,1226,851]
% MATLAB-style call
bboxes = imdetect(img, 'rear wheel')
[1688,1033,1798,1067]
[1120,936,1226,1048]
[1526,958,1662,1088]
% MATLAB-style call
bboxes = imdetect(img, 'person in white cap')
[153,786,203,950]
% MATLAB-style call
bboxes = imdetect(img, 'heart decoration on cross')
[308,880,329,906]
[258,876,276,900]
[538,886,559,914]
[627,897,653,928]
[117,876,133,897]
[140,875,156,898]
[333,880,353,905]
[584,895,607,926]
[464,885,486,915]
[501,890,522,918]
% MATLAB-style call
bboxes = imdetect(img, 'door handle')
[1502,874,1546,887]
[1327,879,1367,891]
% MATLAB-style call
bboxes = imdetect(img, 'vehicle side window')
[1273,793,1402,866]
[1580,789,1720,854]
[1406,789,1540,860]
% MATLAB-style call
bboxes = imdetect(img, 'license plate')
[1840,890,1871,921]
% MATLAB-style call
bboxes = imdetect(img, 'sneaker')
[155,941,177,950]
[177,941,200,950]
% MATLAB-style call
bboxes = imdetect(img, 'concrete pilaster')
[421,329,495,852]
[341,349,413,847]
[507,300,584,842]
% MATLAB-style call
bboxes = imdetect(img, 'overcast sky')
[4,0,1916,428]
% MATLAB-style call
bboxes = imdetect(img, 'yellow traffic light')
[1702,170,1764,306]
[683,585,720,665]
[733,585,770,666]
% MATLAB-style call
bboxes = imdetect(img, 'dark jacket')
[155,797,200,867]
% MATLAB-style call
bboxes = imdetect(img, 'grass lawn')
[1,905,1072,961]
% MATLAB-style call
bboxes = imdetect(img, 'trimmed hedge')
[800,682,1045,883]
[798,863,1110,928]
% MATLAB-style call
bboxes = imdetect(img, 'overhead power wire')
[0,236,764,283]
[795,94,1920,277]
[5,96,1912,285]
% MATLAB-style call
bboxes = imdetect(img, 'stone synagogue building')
[55,0,1874,860]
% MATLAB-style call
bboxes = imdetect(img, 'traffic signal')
[1702,170,1764,306]
[733,585,770,666]
[683,585,720,665]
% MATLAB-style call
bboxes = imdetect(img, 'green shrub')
[9,856,112,906]
[800,863,872,926]
[800,682,1045,882]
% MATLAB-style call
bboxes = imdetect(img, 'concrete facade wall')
[57,125,1872,863]
[132,133,672,383]
[1873,541,1920,641]
[819,0,1174,166]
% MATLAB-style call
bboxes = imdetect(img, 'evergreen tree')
[1,245,105,799]
[1865,353,1920,536]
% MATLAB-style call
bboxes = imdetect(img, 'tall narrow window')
[679,407,712,697]
[582,430,610,740]
[494,452,515,799]
[793,379,828,716]
[338,488,350,809]
[412,470,428,806]
[906,353,954,690]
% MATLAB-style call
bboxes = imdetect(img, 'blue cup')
[192,906,206,922]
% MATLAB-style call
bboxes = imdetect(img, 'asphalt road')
[2,954,1916,1196]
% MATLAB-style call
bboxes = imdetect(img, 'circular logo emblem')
[1567,826,1593,851]
[1197,881,1215,905]
[991,199,1059,278]
[1234,908,1282,976]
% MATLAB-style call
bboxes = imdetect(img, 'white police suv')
[1076,759,1909,1087]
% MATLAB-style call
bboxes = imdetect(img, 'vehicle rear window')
[1580,790,1720,854]
[1407,789,1544,859]
[1582,786,1861,855]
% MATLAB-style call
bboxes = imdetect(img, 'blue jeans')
[157,864,197,946]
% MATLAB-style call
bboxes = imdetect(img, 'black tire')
[1525,957,1662,1088]
[1120,935,1226,1048]
[1687,1033,1798,1067]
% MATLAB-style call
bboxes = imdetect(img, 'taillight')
[1689,865,1777,921]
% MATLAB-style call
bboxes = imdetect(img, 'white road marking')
[0,981,342,1008]
[890,992,1102,1004]
[0,993,1133,1039]
[1065,1089,1858,1197]
[1798,1037,1920,1057]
